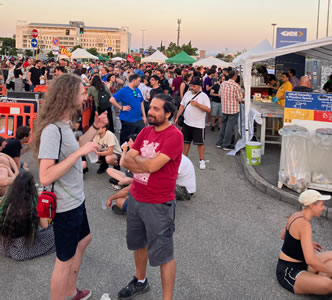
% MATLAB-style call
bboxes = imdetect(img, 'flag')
[60,46,72,58]
[127,54,135,63]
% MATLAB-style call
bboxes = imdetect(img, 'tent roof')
[141,50,168,63]
[71,48,98,60]
[232,40,273,67]
[97,55,107,61]
[166,51,196,64]
[111,57,125,61]
[234,36,332,66]
[193,56,230,68]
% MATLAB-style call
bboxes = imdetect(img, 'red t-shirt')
[130,125,183,204]
[172,76,184,95]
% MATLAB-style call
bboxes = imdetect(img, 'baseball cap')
[299,189,331,206]
[190,76,202,87]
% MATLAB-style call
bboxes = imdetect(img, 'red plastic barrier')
[34,85,48,93]
[0,85,7,96]
[81,98,93,132]
[0,102,37,141]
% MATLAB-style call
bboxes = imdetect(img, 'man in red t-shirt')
[118,93,183,300]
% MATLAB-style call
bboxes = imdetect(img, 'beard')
[148,115,166,126]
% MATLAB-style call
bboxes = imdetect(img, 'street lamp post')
[272,23,277,48]
[316,0,321,39]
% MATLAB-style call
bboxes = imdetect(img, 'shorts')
[115,153,121,164]
[211,101,222,117]
[182,123,205,145]
[276,258,308,294]
[53,201,90,262]
[126,193,176,267]
[175,185,191,200]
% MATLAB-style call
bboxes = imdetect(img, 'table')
[250,101,284,155]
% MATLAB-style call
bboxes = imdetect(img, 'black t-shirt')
[29,67,42,85]
[160,78,169,93]
[211,83,221,102]
[1,138,22,158]
[293,86,313,93]
[150,86,164,101]
[14,69,23,79]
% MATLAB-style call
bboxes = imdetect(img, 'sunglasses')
[133,90,138,97]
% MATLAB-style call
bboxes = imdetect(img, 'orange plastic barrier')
[81,99,93,132]
[84,86,89,94]
[0,85,7,96]
[34,85,48,93]
[0,103,37,141]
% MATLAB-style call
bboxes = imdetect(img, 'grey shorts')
[126,193,176,267]
[211,101,222,117]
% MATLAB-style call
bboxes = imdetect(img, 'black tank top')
[281,216,305,261]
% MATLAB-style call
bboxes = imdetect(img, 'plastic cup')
[101,198,108,210]
[87,151,98,163]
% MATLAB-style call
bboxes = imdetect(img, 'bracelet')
[92,123,99,130]
[120,106,123,111]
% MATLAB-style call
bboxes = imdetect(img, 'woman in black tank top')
[276,190,332,295]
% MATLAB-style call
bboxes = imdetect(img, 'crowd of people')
[0,56,332,299]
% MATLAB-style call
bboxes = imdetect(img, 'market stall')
[193,56,230,68]
[71,48,98,60]
[165,51,196,64]
[141,50,168,63]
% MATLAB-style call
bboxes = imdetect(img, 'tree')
[87,48,98,56]
[24,49,33,57]
[47,51,54,58]
[164,41,198,58]
[8,48,17,56]
[72,45,82,52]
[181,41,198,56]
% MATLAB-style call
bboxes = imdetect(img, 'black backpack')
[98,87,111,111]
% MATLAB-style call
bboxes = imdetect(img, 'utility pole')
[141,29,146,50]
[272,23,277,48]
[316,0,321,39]
[327,0,331,37]
[177,19,181,46]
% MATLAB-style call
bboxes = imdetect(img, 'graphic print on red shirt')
[130,125,183,204]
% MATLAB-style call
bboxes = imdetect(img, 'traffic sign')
[107,47,112,51]
[31,38,38,48]
[52,37,60,47]
[31,29,38,38]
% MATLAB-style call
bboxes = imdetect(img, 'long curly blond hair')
[32,74,82,159]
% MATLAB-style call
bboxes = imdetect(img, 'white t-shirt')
[138,83,151,101]
[181,90,211,129]
[93,130,122,155]
[176,154,196,194]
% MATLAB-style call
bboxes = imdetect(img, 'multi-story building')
[16,20,130,54]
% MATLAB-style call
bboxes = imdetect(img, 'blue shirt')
[113,87,144,122]
[101,74,109,82]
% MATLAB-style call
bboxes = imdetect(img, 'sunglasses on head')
[133,90,137,97]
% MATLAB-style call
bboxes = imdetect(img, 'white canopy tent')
[111,57,126,62]
[193,56,230,68]
[141,50,168,63]
[71,48,98,60]
[233,36,332,141]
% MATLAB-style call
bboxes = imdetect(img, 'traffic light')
[37,48,40,54]
[80,27,84,34]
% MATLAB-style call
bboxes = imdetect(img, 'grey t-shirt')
[38,121,84,213]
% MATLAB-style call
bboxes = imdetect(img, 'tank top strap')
[287,216,304,230]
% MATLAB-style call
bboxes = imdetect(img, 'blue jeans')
[217,113,239,148]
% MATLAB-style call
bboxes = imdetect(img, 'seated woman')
[0,171,55,261]
[276,189,332,295]
[0,153,19,203]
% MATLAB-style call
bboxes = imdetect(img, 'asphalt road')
[0,129,331,300]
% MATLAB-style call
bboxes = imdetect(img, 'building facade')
[16,20,130,54]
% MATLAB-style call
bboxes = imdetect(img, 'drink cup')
[87,151,98,163]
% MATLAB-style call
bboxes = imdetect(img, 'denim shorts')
[126,193,176,267]
[53,201,90,262]
[276,258,308,294]
[211,101,222,117]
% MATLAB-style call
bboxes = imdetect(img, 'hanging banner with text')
[60,46,72,58]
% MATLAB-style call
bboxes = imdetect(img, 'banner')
[127,54,135,63]
[60,46,72,58]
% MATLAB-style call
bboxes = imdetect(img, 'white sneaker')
[199,160,206,170]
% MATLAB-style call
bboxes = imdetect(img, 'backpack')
[98,87,111,111]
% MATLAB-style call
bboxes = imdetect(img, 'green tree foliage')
[47,51,55,58]
[216,50,244,62]
[87,48,98,56]
[72,45,82,51]
[8,48,18,56]
[24,49,33,56]
[0,37,16,55]
[164,41,198,58]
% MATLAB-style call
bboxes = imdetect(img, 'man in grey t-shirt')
[36,74,107,300]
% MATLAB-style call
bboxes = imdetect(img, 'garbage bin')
[310,128,332,185]
[278,125,310,193]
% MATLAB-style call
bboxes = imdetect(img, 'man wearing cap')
[276,189,332,296]
[175,76,211,170]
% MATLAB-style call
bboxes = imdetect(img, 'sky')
[2,0,331,54]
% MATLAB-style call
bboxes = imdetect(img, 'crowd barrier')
[33,85,48,93]
[0,102,37,141]
[82,98,93,132]
[0,85,7,96]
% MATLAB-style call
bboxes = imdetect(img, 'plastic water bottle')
[87,151,98,163]
[100,293,111,300]
[101,198,108,210]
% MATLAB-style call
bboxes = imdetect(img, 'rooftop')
[28,22,123,32]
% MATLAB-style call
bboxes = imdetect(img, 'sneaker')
[72,288,91,300]
[112,204,125,215]
[118,276,150,299]
[216,144,222,149]
[223,147,234,151]
[199,160,206,170]
[210,126,215,132]
[97,164,108,174]
[111,184,122,191]
[109,178,119,185]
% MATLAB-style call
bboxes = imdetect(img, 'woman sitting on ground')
[0,171,55,261]
[276,189,332,295]
[0,153,19,203]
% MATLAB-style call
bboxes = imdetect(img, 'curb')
[239,150,332,220]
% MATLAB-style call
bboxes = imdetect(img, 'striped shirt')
[220,79,242,114]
